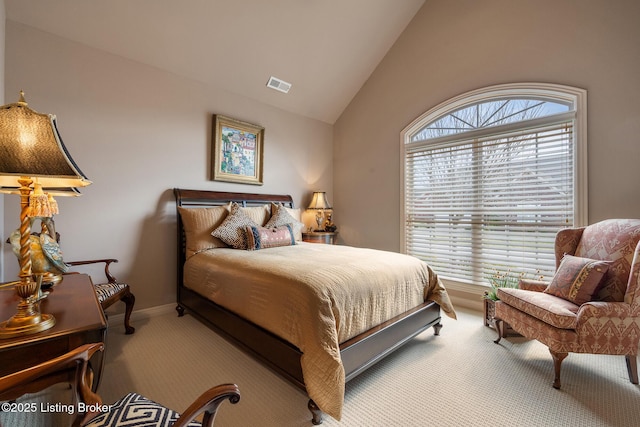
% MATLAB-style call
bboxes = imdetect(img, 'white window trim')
[399,83,587,297]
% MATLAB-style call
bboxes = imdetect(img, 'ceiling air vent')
[266,76,292,94]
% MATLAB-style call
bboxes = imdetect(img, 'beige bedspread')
[183,242,456,420]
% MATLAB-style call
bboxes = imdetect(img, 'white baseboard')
[106,302,176,325]
[443,280,486,312]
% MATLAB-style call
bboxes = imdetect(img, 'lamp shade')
[308,191,332,210]
[0,92,91,188]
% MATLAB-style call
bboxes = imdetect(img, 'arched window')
[400,83,587,286]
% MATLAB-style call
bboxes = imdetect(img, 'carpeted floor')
[99,307,640,427]
[3,306,640,426]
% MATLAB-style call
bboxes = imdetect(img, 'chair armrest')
[575,302,640,354]
[0,343,104,404]
[576,301,640,328]
[518,278,548,292]
[173,384,240,427]
[66,259,119,283]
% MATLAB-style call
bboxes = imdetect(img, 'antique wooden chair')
[66,259,136,334]
[0,343,241,427]
[494,219,640,389]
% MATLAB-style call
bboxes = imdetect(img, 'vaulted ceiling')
[5,0,425,124]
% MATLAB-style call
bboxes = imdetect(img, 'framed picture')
[211,115,264,185]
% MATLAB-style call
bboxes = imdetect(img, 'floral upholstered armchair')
[494,219,640,389]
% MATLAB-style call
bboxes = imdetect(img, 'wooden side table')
[302,231,338,244]
[483,294,520,337]
[0,273,107,397]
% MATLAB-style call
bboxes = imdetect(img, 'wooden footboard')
[340,300,441,382]
[174,188,442,424]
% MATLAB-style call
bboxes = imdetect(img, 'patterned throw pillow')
[245,224,296,250]
[211,203,258,249]
[544,254,610,305]
[84,392,202,427]
[265,203,304,241]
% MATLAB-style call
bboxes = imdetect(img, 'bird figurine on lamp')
[9,228,68,278]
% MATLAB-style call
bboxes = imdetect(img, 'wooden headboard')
[173,188,295,290]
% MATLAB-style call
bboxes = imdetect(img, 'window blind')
[404,121,573,284]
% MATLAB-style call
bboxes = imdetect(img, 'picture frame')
[211,114,264,185]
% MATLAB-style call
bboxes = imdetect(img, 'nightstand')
[302,231,338,245]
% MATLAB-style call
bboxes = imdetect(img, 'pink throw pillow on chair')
[544,254,609,305]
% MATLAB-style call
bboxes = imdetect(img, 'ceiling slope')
[5,0,425,124]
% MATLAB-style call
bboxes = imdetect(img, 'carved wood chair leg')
[493,319,504,344]
[433,323,443,336]
[308,399,324,425]
[550,350,568,389]
[626,355,638,384]
[121,292,136,334]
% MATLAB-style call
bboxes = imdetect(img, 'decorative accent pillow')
[178,204,231,256]
[245,224,296,250]
[544,254,610,305]
[211,202,258,249]
[266,203,304,242]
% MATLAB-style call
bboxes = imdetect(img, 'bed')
[174,188,456,424]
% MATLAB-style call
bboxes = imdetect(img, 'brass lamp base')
[0,280,56,338]
[0,313,56,338]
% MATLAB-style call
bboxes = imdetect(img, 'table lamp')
[307,191,332,232]
[0,91,91,338]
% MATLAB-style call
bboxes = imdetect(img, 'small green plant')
[483,269,539,301]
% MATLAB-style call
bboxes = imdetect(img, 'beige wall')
[0,0,5,280]
[2,22,333,312]
[334,0,640,254]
